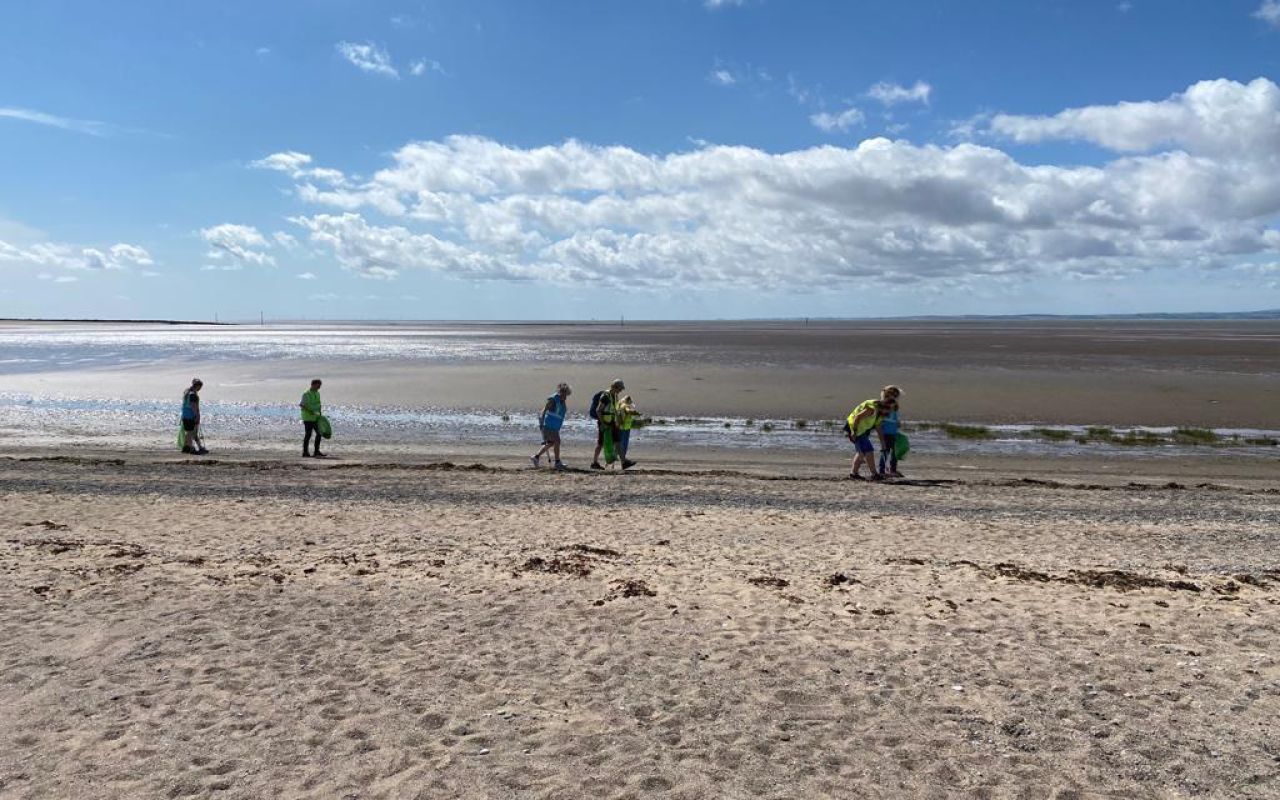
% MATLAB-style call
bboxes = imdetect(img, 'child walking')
[878,385,903,478]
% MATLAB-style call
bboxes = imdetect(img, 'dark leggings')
[303,420,322,454]
[879,433,898,473]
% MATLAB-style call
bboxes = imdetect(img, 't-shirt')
[300,389,322,422]
[542,395,566,432]
[880,409,899,435]
[181,388,200,421]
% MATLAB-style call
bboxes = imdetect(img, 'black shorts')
[182,418,198,432]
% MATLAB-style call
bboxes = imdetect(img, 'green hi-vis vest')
[846,399,881,437]
[598,391,618,424]
[301,389,322,422]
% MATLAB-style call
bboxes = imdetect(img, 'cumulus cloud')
[989,77,1280,155]
[810,107,865,132]
[252,151,349,186]
[250,78,1280,291]
[1256,1,1280,27]
[336,41,398,79]
[0,237,154,272]
[867,80,932,106]
[200,224,275,267]
[704,0,745,7]
[709,69,736,86]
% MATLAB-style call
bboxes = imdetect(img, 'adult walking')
[591,379,635,470]
[180,378,208,455]
[532,382,571,470]
[300,379,326,458]
[845,396,889,481]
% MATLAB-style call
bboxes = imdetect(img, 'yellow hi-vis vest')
[846,399,880,437]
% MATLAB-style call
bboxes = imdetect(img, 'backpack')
[588,390,606,420]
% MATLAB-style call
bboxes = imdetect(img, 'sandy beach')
[2,452,1278,799]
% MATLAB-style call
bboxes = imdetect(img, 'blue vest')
[543,395,566,431]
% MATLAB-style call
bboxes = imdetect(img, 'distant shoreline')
[1,309,1278,325]
[0,318,233,326]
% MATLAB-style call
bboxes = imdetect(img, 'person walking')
[532,383,571,470]
[845,396,889,481]
[180,378,208,455]
[300,379,326,458]
[591,379,634,470]
[616,394,640,467]
[878,386,904,478]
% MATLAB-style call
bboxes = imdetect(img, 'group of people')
[179,376,906,480]
[178,377,328,458]
[844,384,904,481]
[531,378,640,471]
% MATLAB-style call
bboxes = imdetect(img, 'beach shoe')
[313,452,326,459]
[848,473,866,481]
[622,459,637,470]
[869,473,885,482]
[590,462,604,470]
[182,446,196,455]
[554,460,567,471]
[530,455,541,469]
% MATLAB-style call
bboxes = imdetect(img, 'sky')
[2,0,1279,321]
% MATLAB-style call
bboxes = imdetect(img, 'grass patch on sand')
[1032,428,1073,442]
[1173,427,1218,444]
[941,423,994,440]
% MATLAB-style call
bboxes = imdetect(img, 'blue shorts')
[853,433,874,454]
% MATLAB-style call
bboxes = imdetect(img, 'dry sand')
[2,453,1278,799]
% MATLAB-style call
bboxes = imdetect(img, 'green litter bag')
[893,432,910,461]
[316,415,333,440]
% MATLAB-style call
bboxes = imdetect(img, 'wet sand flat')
[2,454,1277,798]
[2,319,1279,428]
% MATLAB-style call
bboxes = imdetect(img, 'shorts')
[182,418,199,432]
[853,433,874,454]
[541,427,561,446]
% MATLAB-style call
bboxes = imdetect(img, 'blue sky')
[2,0,1279,320]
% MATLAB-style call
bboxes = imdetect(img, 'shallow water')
[1,392,1274,461]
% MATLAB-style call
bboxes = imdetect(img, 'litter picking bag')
[317,415,333,440]
[602,426,617,464]
[177,427,187,451]
[893,432,910,461]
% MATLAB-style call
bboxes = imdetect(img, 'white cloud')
[1256,1,1280,27]
[200,223,275,267]
[0,107,109,136]
[274,231,299,248]
[252,151,349,186]
[867,80,932,106]
[810,107,865,132]
[704,0,745,7]
[336,41,399,79]
[250,79,1280,292]
[709,69,736,86]
[989,77,1280,155]
[410,60,427,77]
[0,236,153,272]
[296,272,317,280]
